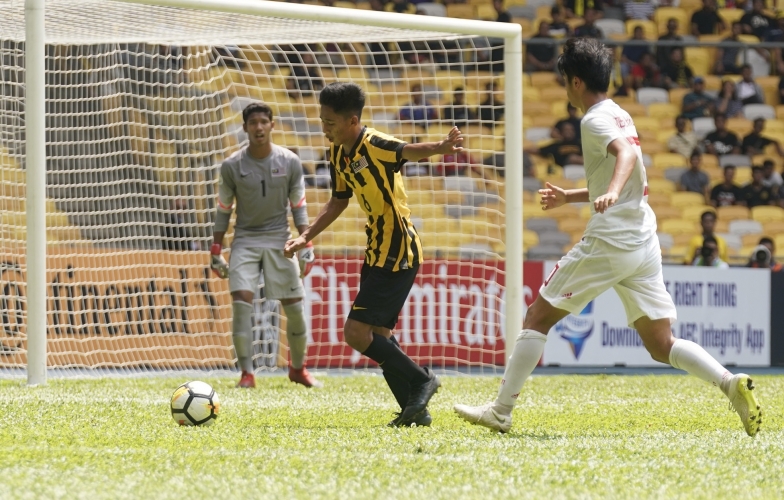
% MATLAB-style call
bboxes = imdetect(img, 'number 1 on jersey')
[261,179,266,197]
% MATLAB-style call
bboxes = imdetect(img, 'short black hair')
[557,38,612,94]
[752,165,764,173]
[676,114,687,124]
[760,236,774,246]
[243,102,273,124]
[690,150,702,160]
[763,159,775,168]
[723,164,736,172]
[714,112,727,121]
[701,210,716,222]
[550,5,560,15]
[702,235,718,247]
[741,63,752,71]
[319,82,365,119]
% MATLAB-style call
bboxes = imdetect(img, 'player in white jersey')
[211,102,321,389]
[454,38,761,437]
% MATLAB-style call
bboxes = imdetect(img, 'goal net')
[0,0,519,376]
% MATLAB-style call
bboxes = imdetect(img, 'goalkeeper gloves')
[298,241,315,278]
[210,243,229,279]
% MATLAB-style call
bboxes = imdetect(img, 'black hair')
[714,112,727,121]
[701,210,716,222]
[243,102,273,124]
[690,149,702,160]
[551,5,560,15]
[676,114,687,124]
[741,63,752,71]
[763,159,775,168]
[319,82,365,119]
[723,164,736,171]
[702,235,718,246]
[760,236,774,246]
[754,117,765,124]
[557,38,612,94]
[752,165,764,173]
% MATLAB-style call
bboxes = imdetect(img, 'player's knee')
[231,290,254,303]
[343,319,372,350]
[643,337,674,364]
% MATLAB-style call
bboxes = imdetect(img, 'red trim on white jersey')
[290,195,306,209]
[217,199,233,210]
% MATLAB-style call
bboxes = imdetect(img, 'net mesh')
[0,0,511,375]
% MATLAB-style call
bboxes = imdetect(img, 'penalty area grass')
[1,374,782,499]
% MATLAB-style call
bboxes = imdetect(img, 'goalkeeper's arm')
[211,168,235,278]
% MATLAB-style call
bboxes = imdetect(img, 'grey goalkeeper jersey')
[214,145,308,250]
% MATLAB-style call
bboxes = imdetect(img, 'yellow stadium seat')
[727,117,753,138]
[647,191,672,206]
[647,103,680,120]
[752,205,784,223]
[634,116,660,131]
[641,140,668,155]
[654,152,688,169]
[523,229,540,248]
[717,205,751,221]
[514,17,533,37]
[626,19,658,39]
[734,167,752,185]
[742,233,765,247]
[543,203,581,221]
[661,218,700,235]
[558,218,587,233]
[446,4,477,19]
[669,87,691,108]
[623,102,648,117]
[679,0,703,13]
[648,177,677,194]
[684,47,711,77]
[540,87,568,103]
[718,8,744,25]
[530,72,558,88]
[646,167,667,179]
[522,86,541,102]
[671,191,707,208]
[775,235,784,253]
[477,3,496,20]
[651,205,682,220]
[681,205,715,222]
[654,7,690,35]
[762,220,784,235]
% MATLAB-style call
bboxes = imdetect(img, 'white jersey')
[581,99,657,250]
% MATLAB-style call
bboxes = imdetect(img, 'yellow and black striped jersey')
[329,126,423,271]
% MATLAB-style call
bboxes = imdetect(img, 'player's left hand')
[284,235,307,258]
[298,241,315,278]
[439,126,464,154]
[594,192,619,214]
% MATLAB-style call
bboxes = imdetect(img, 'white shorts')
[539,236,677,327]
[229,247,303,300]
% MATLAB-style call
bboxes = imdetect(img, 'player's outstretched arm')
[400,126,463,160]
[284,196,349,257]
[594,137,637,214]
[539,182,588,210]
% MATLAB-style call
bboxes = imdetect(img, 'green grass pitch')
[2,374,783,499]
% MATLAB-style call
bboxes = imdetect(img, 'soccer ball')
[170,381,220,426]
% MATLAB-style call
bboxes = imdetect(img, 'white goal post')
[11,0,522,384]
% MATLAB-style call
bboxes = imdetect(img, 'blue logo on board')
[554,301,594,359]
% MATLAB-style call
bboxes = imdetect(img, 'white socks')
[669,338,732,395]
[494,329,548,412]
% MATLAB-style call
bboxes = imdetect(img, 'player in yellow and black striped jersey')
[284,82,464,427]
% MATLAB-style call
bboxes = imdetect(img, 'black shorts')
[347,263,419,330]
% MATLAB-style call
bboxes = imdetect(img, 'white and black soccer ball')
[170,381,220,426]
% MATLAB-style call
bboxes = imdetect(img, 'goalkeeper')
[211,102,321,389]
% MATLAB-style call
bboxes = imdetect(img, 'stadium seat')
[729,219,763,236]
[717,205,751,221]
[558,218,587,233]
[526,217,559,234]
[647,191,672,206]
[719,154,751,168]
[653,152,688,169]
[563,165,585,180]
[661,218,700,235]
[648,177,677,193]
[523,100,550,116]
[776,235,784,253]
[664,167,687,183]
[718,8,744,25]
[527,244,566,260]
[682,205,715,222]
[669,87,691,108]
[692,117,716,139]
[756,76,780,107]
[648,103,679,119]
[596,19,626,37]
[742,233,765,247]
[654,205,688,220]
[751,205,784,223]
[671,191,706,208]
[523,229,540,248]
[626,19,658,39]
[733,166,753,185]
[637,87,669,105]
[684,47,712,77]
[762,220,784,235]
[476,4,497,20]
[721,232,743,251]
[622,102,648,117]
[654,7,690,35]
[525,127,552,142]
[530,72,557,88]
[508,5,536,18]
[540,87,568,102]
[743,104,776,121]
[537,231,572,247]
[522,86,541,102]
[446,4,476,19]
[658,232,675,250]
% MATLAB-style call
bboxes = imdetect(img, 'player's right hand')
[539,182,567,210]
[210,243,229,279]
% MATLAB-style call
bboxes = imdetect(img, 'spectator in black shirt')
[549,7,571,38]
[442,87,477,128]
[574,9,604,38]
[657,18,684,68]
[742,165,780,207]
[710,165,746,207]
[715,22,743,75]
[691,0,725,36]
[661,47,694,89]
[621,26,651,78]
[742,118,784,156]
[552,103,582,142]
[494,0,510,23]
[705,113,741,156]
[479,81,504,128]
[525,122,583,167]
[525,21,557,72]
[741,0,774,40]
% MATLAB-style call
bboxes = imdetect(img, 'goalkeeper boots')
[236,371,255,389]
[727,373,762,437]
[388,409,432,428]
[453,402,512,433]
[289,366,323,389]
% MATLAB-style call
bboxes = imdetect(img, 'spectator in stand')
[761,159,784,191]
[662,47,694,89]
[685,211,729,265]
[625,0,656,20]
[692,235,730,268]
[736,65,765,105]
[747,237,783,270]
[442,87,477,128]
[705,113,741,155]
[552,103,582,142]
[563,0,603,19]
[493,0,511,23]
[525,21,557,72]
[691,0,725,36]
[715,22,743,75]
[398,83,438,125]
[621,27,651,78]
[549,7,571,38]
[669,115,701,158]
[710,165,746,207]
[524,122,583,167]
[679,151,711,198]
[479,81,504,128]
[742,165,780,207]
[629,52,663,90]
[741,0,774,40]
[163,199,197,251]
[657,18,684,68]
[574,8,604,38]
[285,50,325,98]
[742,119,784,156]
[715,79,744,118]
[434,150,477,177]
[682,77,715,119]
[385,0,416,14]
[369,0,384,11]
[779,74,784,105]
